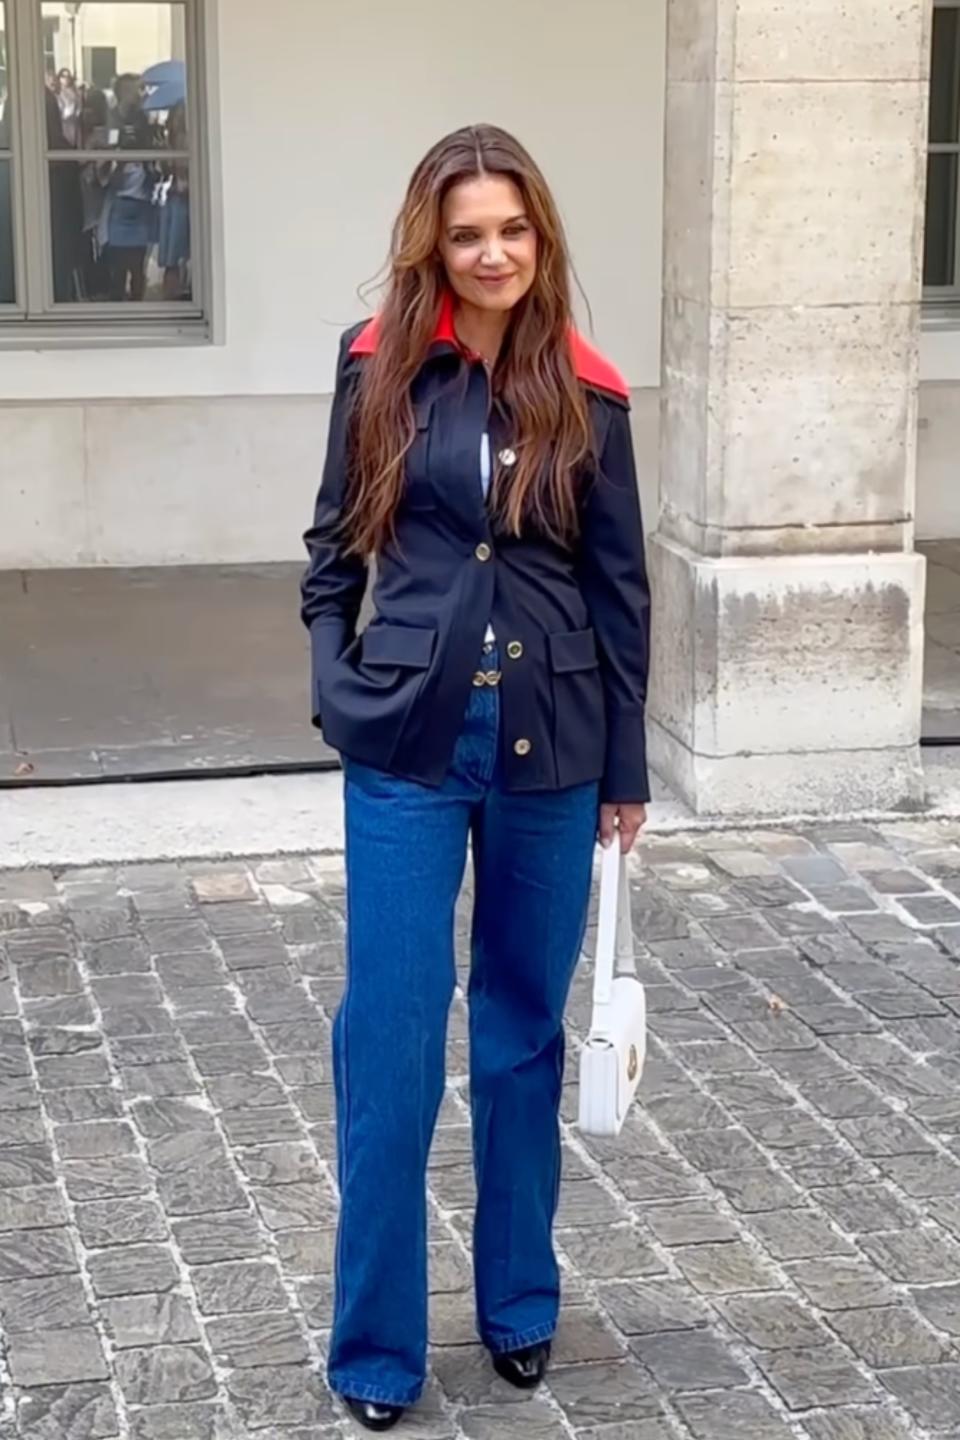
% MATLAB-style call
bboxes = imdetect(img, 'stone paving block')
[236,1142,321,1187]
[87,1243,179,1298]
[191,1259,288,1315]
[221,1106,304,1147]
[641,1201,741,1247]
[15,1381,119,1440]
[147,1129,231,1174]
[0,1185,67,1232]
[156,1163,247,1217]
[119,1061,199,1098]
[559,1224,665,1280]
[827,1305,951,1368]
[880,1364,960,1429]
[83,936,152,974]
[126,1402,220,1440]
[173,1212,266,1265]
[717,1292,829,1350]
[598,1278,708,1335]
[803,1081,891,1121]
[62,1156,153,1202]
[739,1109,836,1150]
[746,1209,856,1261]
[45,1088,125,1124]
[277,1221,338,1278]
[642,1092,733,1135]
[7,1327,108,1387]
[459,1401,568,1439]
[876,1152,960,1197]
[205,1309,308,1367]
[110,1035,191,1069]
[672,1240,780,1295]
[799,1410,916,1440]
[785,1258,894,1312]
[836,1115,933,1158]
[131,1096,218,1139]
[858,1227,960,1284]
[553,1306,627,1364]
[674,1389,796,1439]
[909,1281,960,1335]
[710,1167,807,1213]
[54,1121,137,1160]
[114,1344,217,1406]
[778,1146,874,1191]
[670,1127,765,1172]
[554,1177,636,1225]
[0,1227,77,1278]
[252,1181,338,1231]
[0,1273,89,1331]
[629,1328,749,1391]
[74,1197,167,1248]
[759,1344,880,1410]
[100,1292,200,1348]
[547,1358,666,1429]
[226,1364,336,1429]
[0,1144,56,1188]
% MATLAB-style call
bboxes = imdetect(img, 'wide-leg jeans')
[328,667,599,1406]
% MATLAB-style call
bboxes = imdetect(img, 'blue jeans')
[329,661,599,1406]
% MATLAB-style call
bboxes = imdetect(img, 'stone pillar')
[650,0,931,816]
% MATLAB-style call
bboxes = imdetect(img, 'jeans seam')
[330,1372,424,1407]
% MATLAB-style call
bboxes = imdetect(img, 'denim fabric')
[328,662,599,1406]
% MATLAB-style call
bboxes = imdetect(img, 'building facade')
[0,0,956,815]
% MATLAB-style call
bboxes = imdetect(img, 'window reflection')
[41,3,191,304]
[0,3,12,304]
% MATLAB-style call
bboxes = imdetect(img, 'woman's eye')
[453,232,478,245]
[503,225,528,237]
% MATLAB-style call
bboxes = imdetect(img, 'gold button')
[506,641,523,661]
[475,543,492,563]
[514,738,532,757]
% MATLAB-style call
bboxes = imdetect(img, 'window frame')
[926,0,960,307]
[0,0,211,343]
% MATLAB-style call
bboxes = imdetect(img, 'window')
[0,0,206,338]
[927,0,960,300]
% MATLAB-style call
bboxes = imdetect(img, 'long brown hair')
[342,124,594,556]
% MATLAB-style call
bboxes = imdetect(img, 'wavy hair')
[342,124,594,555]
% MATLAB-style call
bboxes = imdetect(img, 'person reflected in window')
[46,87,83,302]
[56,68,81,148]
[159,101,190,301]
[0,100,13,305]
[79,87,111,300]
[99,74,157,301]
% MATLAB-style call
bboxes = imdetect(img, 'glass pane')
[41,3,187,152]
[931,4,960,145]
[0,159,13,303]
[49,157,191,302]
[1,0,9,149]
[925,151,959,288]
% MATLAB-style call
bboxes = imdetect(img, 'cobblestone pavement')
[3,821,960,1438]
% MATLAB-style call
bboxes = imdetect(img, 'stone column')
[650,0,931,816]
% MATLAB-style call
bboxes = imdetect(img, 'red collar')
[349,293,629,402]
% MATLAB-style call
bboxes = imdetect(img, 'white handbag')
[577,842,646,1137]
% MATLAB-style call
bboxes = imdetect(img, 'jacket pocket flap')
[362,624,436,669]
[549,628,599,674]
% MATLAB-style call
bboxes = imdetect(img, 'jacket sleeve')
[300,328,368,724]
[578,397,652,805]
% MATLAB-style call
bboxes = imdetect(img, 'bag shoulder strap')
[593,844,637,1007]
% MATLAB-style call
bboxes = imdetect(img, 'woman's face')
[438,174,537,315]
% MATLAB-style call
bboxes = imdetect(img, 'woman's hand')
[599,803,648,854]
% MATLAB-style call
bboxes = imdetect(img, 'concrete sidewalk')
[1,820,960,1437]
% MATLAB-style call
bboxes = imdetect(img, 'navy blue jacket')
[301,306,651,802]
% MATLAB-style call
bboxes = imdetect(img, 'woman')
[301,124,650,1432]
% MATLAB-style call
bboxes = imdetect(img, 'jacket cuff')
[601,705,651,805]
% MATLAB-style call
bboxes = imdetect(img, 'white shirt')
[480,433,495,646]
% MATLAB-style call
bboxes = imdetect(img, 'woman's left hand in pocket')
[599,803,648,854]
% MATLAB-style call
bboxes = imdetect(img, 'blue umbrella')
[142,79,185,112]
[141,60,185,87]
